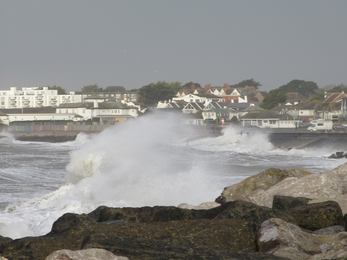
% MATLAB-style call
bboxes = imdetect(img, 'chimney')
[204,84,211,91]
[223,83,229,89]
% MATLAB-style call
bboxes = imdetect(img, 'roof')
[297,101,317,110]
[256,110,279,119]
[242,105,263,113]
[227,102,260,110]
[323,92,347,104]
[241,109,278,119]
[279,113,295,120]
[57,103,90,108]
[0,106,57,114]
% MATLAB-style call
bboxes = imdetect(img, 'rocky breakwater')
[1,165,347,259]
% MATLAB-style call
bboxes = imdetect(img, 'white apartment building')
[0,87,82,109]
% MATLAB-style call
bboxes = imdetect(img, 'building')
[0,87,81,109]
[81,91,139,103]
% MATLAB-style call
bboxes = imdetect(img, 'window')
[269,120,276,124]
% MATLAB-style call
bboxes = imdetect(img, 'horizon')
[1,1,346,92]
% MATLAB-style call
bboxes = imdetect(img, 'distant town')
[0,79,347,137]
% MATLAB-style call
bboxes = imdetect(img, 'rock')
[307,248,347,260]
[88,205,197,223]
[205,200,296,231]
[309,197,347,215]
[0,202,294,260]
[177,201,220,210]
[272,195,311,211]
[217,163,347,214]
[217,168,311,204]
[45,248,128,260]
[272,195,345,231]
[265,172,343,204]
[0,236,12,254]
[258,218,347,260]
[313,225,345,235]
[220,167,346,209]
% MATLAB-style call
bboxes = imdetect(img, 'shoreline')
[6,127,347,146]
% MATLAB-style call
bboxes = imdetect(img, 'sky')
[0,0,346,92]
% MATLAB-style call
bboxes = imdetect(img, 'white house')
[5,113,83,125]
[241,110,300,128]
[56,103,92,121]
[57,100,139,122]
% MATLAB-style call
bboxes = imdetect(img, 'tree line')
[42,79,347,109]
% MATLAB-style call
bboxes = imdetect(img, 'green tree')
[81,84,103,93]
[230,79,261,89]
[260,89,287,110]
[104,86,126,92]
[277,80,318,97]
[327,83,347,93]
[310,90,325,102]
[138,81,182,106]
[182,81,202,89]
[40,85,66,94]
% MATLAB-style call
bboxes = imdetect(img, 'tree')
[230,79,261,89]
[138,81,182,106]
[277,80,318,97]
[182,81,202,89]
[40,85,66,95]
[310,90,325,102]
[81,84,103,93]
[260,89,286,110]
[327,83,347,93]
[104,86,126,92]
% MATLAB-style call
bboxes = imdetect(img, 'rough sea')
[0,112,345,239]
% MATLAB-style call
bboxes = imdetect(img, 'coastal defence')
[266,129,347,150]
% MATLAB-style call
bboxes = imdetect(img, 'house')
[6,113,83,125]
[180,111,205,126]
[238,104,263,118]
[157,100,187,110]
[90,99,138,123]
[246,90,268,103]
[172,92,223,103]
[320,91,347,122]
[240,110,300,128]
[202,107,237,123]
[56,103,92,121]
[285,92,307,105]
[182,102,205,114]
[240,110,279,128]
[296,102,317,122]
[56,100,139,123]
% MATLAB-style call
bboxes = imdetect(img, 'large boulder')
[216,163,347,211]
[258,218,347,260]
[216,168,311,205]
[272,195,345,231]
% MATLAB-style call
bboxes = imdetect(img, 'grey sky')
[1,0,346,92]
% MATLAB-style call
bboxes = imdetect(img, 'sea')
[0,112,346,239]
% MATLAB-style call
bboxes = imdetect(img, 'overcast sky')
[1,0,346,92]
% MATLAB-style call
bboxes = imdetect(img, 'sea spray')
[0,112,345,239]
